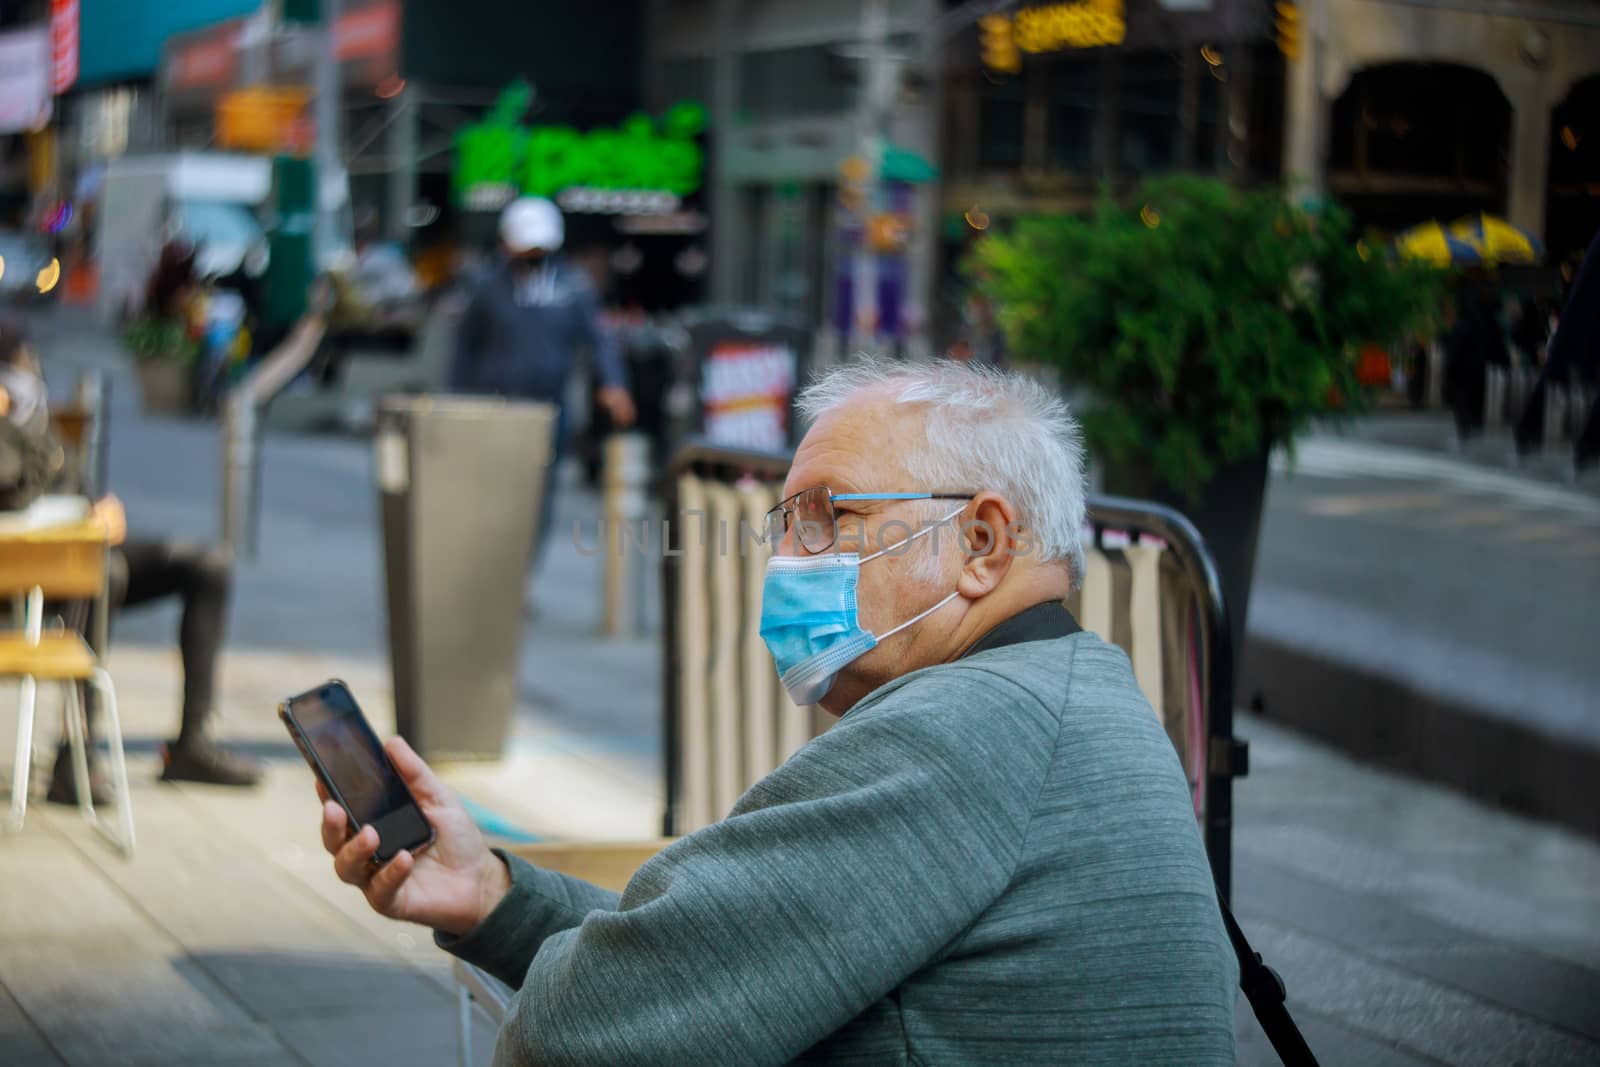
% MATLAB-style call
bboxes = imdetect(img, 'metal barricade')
[660,442,1248,903]
[219,315,328,558]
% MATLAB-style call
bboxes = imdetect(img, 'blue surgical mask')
[759,507,964,705]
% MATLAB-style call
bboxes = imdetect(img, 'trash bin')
[375,395,557,760]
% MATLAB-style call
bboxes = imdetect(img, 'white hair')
[797,356,1087,586]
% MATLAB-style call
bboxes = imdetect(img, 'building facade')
[937,0,1285,344]
[645,0,944,349]
[157,0,644,251]
[1282,0,1600,261]
[646,1,1300,353]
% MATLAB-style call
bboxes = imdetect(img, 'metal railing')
[219,315,327,558]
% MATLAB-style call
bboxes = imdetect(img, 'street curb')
[1240,635,1600,840]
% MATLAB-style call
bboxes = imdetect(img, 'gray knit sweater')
[440,630,1239,1064]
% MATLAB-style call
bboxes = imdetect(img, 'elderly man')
[318,358,1239,1063]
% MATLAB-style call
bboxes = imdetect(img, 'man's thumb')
[385,736,449,804]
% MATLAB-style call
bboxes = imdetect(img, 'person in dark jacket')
[1442,278,1509,439]
[1516,228,1600,466]
[0,321,260,801]
[449,198,636,564]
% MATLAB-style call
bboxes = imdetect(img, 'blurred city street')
[1,307,1596,1065]
[2,0,1598,1060]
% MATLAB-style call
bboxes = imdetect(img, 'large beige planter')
[134,359,191,415]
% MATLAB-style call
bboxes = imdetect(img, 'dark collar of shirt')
[961,600,1081,660]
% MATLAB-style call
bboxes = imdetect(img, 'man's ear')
[955,492,1018,599]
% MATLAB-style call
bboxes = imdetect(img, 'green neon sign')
[454,81,706,208]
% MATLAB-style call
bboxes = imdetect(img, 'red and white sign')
[703,342,797,452]
[169,28,240,92]
[335,0,400,62]
[50,0,78,94]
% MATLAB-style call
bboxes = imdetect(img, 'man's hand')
[597,385,636,428]
[90,495,127,546]
[319,737,511,937]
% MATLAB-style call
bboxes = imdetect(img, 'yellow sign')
[25,128,55,194]
[979,13,1021,73]
[1014,0,1125,53]
[1275,1,1302,61]
[216,87,312,153]
[866,213,910,254]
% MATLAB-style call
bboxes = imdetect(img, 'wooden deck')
[0,643,658,1066]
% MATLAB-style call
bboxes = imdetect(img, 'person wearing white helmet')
[450,197,635,566]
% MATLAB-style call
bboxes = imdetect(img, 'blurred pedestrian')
[0,321,261,800]
[1442,278,1507,439]
[1510,297,1550,367]
[449,198,636,572]
[1516,228,1600,465]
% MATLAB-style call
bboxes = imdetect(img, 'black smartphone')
[280,680,434,863]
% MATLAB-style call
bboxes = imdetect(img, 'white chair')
[1,520,135,856]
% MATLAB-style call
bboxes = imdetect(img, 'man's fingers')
[333,824,380,886]
[384,737,451,807]
[314,779,331,804]
[320,800,350,855]
[366,849,414,915]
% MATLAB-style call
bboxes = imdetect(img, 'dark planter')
[1103,450,1271,680]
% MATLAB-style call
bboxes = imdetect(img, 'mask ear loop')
[858,504,970,564]
[874,588,961,643]
[864,503,970,641]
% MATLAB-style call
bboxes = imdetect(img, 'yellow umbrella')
[1447,213,1544,265]
[1394,221,1481,268]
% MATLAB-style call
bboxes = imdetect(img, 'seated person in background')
[317,357,1238,1064]
[0,320,260,798]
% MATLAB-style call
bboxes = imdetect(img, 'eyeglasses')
[764,486,975,555]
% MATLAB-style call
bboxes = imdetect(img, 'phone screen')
[286,682,431,859]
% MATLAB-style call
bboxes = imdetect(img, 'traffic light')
[1276,1,1302,62]
[980,13,1021,74]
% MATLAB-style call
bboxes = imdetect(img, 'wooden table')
[0,518,110,597]
[0,518,111,657]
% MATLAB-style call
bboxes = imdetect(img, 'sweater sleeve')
[434,850,622,989]
[482,667,1058,1066]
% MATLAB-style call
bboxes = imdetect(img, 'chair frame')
[4,584,136,856]
[5,366,130,857]
[7,374,132,853]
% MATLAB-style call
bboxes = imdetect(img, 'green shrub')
[971,176,1444,499]
[122,315,199,366]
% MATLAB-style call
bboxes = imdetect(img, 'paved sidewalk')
[1232,715,1600,1066]
[0,639,658,1067]
[1327,410,1600,497]
[1247,430,1600,834]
